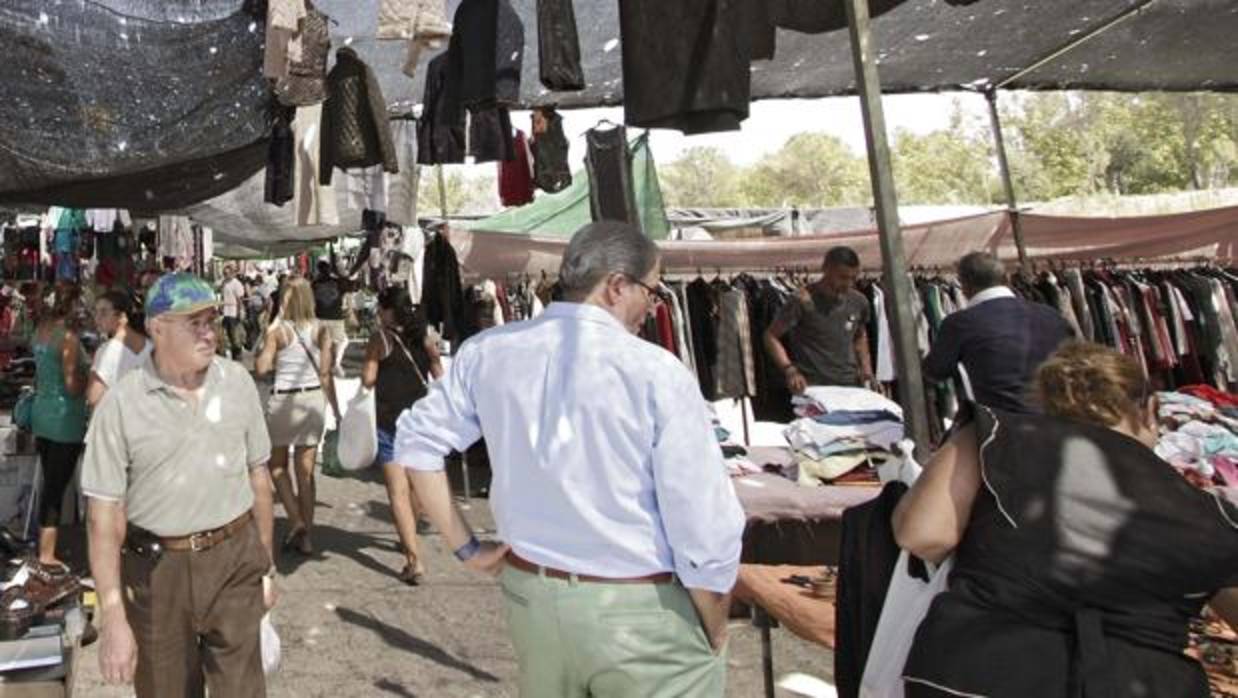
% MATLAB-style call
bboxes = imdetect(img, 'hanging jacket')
[416,53,467,165]
[619,0,750,135]
[531,108,572,193]
[537,0,585,91]
[265,106,296,205]
[446,0,524,111]
[319,48,399,185]
[421,234,466,342]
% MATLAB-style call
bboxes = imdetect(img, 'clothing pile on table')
[710,416,764,477]
[1155,387,1238,490]
[781,387,904,487]
[1189,608,1238,698]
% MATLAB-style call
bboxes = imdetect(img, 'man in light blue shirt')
[394,221,745,697]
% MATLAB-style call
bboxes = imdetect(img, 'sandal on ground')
[0,587,37,640]
[398,563,426,586]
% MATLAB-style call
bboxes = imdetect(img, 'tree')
[659,146,742,207]
[1001,93,1105,201]
[738,133,871,207]
[417,168,498,216]
[891,103,999,204]
[1001,92,1238,200]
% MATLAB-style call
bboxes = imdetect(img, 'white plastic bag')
[859,552,953,698]
[337,387,378,471]
[260,613,281,675]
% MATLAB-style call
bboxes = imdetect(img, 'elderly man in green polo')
[82,273,277,698]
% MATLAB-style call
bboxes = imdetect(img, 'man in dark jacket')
[923,252,1072,413]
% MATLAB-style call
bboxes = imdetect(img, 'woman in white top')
[87,290,151,408]
[256,277,342,556]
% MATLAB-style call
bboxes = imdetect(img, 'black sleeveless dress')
[903,405,1238,698]
[374,330,430,434]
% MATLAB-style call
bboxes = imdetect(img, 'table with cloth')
[734,447,881,566]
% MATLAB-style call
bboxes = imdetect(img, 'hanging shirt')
[871,284,895,383]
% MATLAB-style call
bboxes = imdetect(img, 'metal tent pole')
[437,164,449,221]
[985,89,1030,272]
[843,0,931,455]
[435,162,472,505]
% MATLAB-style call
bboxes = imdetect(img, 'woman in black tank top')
[361,288,443,585]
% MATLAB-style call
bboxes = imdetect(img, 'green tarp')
[467,133,670,240]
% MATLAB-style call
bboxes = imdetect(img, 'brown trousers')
[123,521,268,698]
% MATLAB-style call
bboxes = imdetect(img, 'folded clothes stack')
[784,387,905,486]
[1156,389,1238,489]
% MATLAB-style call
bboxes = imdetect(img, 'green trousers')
[499,565,727,698]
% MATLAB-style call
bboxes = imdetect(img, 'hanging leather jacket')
[319,48,399,185]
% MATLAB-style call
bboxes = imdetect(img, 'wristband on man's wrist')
[783,365,800,375]
[454,535,482,562]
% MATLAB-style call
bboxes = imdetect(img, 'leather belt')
[271,385,321,395]
[160,512,253,553]
[504,551,674,584]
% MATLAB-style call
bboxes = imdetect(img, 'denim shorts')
[375,428,395,466]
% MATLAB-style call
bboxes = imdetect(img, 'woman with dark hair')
[87,290,150,407]
[29,285,88,570]
[361,287,443,584]
[894,342,1238,697]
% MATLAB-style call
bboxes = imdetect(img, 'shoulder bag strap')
[293,323,323,377]
[391,331,430,386]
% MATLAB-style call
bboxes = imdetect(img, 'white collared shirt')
[394,302,745,593]
[967,285,1017,308]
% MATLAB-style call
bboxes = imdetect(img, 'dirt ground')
[74,464,836,697]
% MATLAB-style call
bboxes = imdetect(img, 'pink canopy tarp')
[446,206,1238,278]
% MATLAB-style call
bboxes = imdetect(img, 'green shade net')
[468,133,669,240]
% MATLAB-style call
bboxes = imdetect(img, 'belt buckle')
[189,531,211,552]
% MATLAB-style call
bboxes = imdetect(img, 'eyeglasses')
[624,275,659,298]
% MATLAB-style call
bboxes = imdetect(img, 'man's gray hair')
[957,252,1006,292]
[559,222,660,300]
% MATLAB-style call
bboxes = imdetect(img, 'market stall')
[0,0,1235,694]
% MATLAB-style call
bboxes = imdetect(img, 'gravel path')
[74,465,835,697]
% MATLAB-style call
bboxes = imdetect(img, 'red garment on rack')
[498,130,535,207]
[495,281,513,322]
[655,301,677,355]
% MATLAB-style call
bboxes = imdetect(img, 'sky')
[524,92,993,171]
